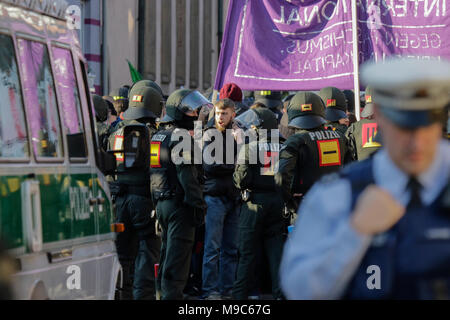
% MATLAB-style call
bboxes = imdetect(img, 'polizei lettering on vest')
[258,143,281,152]
[309,130,340,141]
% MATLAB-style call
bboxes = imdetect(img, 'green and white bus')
[0,0,120,299]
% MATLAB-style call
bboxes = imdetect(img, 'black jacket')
[202,123,239,199]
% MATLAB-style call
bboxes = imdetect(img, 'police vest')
[149,128,184,202]
[348,119,382,161]
[290,129,347,195]
[246,137,281,193]
[107,119,155,185]
[341,159,450,299]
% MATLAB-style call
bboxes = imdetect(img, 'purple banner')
[215,0,450,91]
[358,0,449,63]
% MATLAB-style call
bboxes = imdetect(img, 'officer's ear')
[373,104,381,119]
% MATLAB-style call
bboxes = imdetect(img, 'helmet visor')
[180,90,212,112]
[233,109,261,130]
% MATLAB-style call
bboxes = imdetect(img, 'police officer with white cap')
[279,58,450,299]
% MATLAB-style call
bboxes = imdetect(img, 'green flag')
[127,59,143,83]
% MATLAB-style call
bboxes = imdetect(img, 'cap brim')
[123,107,157,120]
[325,108,348,122]
[378,106,438,129]
[360,103,374,118]
[288,115,326,130]
[255,98,282,109]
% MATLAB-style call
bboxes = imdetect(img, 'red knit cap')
[219,83,243,102]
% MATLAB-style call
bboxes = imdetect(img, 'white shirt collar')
[373,140,450,206]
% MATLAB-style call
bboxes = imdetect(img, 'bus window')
[52,46,87,160]
[78,58,102,168]
[0,34,29,159]
[16,39,63,160]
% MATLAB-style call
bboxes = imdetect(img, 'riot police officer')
[345,86,382,161]
[107,86,163,300]
[92,94,109,151]
[275,91,353,222]
[109,86,130,122]
[254,90,284,123]
[110,80,165,132]
[232,105,285,300]
[150,89,207,300]
[128,79,165,101]
[319,86,350,135]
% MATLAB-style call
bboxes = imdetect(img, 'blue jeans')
[202,195,239,296]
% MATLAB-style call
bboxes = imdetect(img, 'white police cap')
[361,58,450,111]
[360,58,450,128]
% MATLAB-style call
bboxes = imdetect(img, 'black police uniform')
[345,118,382,161]
[150,89,207,300]
[107,86,163,300]
[232,107,285,300]
[275,91,353,218]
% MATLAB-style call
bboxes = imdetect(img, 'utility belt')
[153,190,183,202]
[116,183,151,198]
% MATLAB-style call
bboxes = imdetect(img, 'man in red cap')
[220,83,249,116]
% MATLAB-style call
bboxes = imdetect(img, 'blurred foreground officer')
[280,58,450,300]
[150,89,207,300]
[275,92,352,222]
[346,86,382,161]
[232,106,285,300]
[108,86,163,300]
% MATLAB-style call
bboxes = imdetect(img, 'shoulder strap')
[340,158,375,209]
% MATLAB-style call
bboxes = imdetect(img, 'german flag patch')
[132,95,143,102]
[317,139,341,167]
[301,104,312,112]
[326,99,336,107]
[366,95,372,103]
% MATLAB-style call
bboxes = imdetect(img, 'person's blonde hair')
[250,102,267,109]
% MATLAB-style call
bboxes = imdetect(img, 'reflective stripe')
[113,135,124,161]
[150,141,161,168]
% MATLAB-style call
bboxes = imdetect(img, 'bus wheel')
[30,280,49,300]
